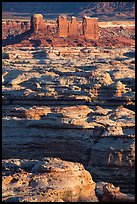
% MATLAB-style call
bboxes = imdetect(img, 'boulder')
[115,81,126,97]
[2,158,98,202]
[102,183,135,202]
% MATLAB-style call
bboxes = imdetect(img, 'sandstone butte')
[2,13,135,202]
[2,13,135,47]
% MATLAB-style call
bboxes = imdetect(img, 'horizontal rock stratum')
[2,158,98,202]
[2,46,135,198]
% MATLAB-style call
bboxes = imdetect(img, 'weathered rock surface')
[30,14,45,32]
[68,16,78,36]
[2,158,98,202]
[57,16,68,37]
[95,182,135,202]
[2,46,135,196]
[83,17,99,40]
[2,15,135,47]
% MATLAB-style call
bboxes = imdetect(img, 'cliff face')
[68,17,78,36]
[2,16,135,47]
[83,17,99,40]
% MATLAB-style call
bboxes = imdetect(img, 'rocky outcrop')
[57,16,68,37]
[2,158,98,202]
[2,17,135,47]
[114,81,126,97]
[83,17,99,40]
[100,183,135,202]
[57,16,99,39]
[68,16,78,36]
[2,46,135,196]
[30,14,45,32]
[100,73,114,86]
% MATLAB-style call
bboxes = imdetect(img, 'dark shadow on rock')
[124,51,135,58]
[29,39,41,47]
[2,112,85,163]
[31,44,48,64]
[2,29,32,47]
[3,70,25,85]
[115,57,129,61]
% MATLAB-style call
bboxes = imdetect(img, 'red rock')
[2,16,135,47]
[83,17,99,40]
[30,14,45,32]
[2,158,98,202]
[68,16,78,36]
[57,16,68,37]
[102,183,135,202]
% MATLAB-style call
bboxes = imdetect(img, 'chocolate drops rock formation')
[2,13,135,47]
[30,14,45,32]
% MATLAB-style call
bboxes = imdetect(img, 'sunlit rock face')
[68,16,78,36]
[83,17,99,40]
[30,14,45,32]
[2,14,135,47]
[95,182,135,202]
[2,44,135,196]
[57,16,69,37]
[2,158,98,202]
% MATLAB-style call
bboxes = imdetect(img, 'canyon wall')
[2,46,135,195]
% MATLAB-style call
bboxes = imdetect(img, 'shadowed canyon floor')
[2,45,135,202]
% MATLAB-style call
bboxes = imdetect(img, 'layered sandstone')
[57,16,68,37]
[30,14,45,32]
[2,16,135,47]
[2,46,135,196]
[99,21,135,28]
[2,158,98,202]
[68,16,78,36]
[83,17,99,40]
